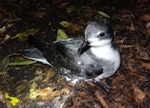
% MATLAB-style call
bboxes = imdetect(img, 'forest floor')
[0,0,150,108]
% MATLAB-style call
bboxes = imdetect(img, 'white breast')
[90,44,120,68]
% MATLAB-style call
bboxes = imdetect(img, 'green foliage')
[13,28,39,40]
[56,29,68,41]
[9,59,36,66]
[66,5,78,13]
[97,11,110,19]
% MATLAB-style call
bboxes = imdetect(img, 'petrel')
[21,21,120,92]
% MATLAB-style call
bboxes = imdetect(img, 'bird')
[21,21,120,92]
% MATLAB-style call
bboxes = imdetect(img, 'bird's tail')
[20,47,51,65]
[20,35,52,66]
[28,35,49,52]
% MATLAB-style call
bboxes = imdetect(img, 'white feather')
[90,43,120,69]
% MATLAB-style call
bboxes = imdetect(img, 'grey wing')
[53,37,84,54]
[21,36,84,69]
[43,37,84,70]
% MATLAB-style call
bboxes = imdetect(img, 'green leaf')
[12,28,39,39]
[66,5,78,13]
[9,59,36,66]
[56,29,68,41]
[97,11,110,19]
[5,93,20,106]
[59,21,70,28]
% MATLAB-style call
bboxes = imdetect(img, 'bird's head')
[79,21,114,54]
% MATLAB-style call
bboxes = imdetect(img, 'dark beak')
[78,40,90,54]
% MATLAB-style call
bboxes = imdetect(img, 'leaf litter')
[0,0,150,108]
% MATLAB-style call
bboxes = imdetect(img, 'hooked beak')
[78,40,90,54]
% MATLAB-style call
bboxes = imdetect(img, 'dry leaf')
[141,61,150,70]
[132,84,146,103]
[136,51,149,60]
[42,69,56,83]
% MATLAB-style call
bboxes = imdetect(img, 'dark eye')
[100,32,105,36]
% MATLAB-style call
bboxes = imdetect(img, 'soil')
[0,0,150,108]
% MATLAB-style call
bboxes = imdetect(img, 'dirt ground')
[0,0,150,108]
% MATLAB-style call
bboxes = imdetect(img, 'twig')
[120,45,139,48]
[95,91,110,108]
